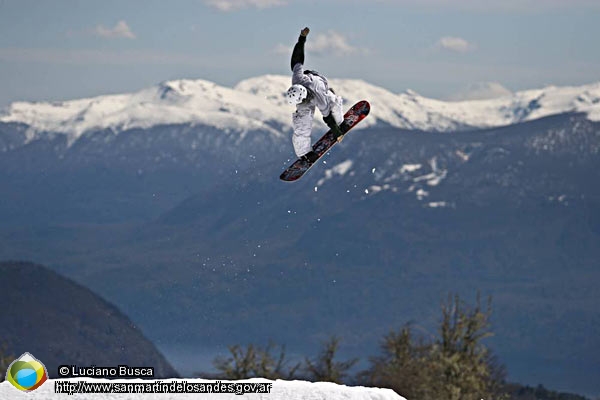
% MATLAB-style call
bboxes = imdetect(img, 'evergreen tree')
[432,294,507,400]
[363,325,438,399]
[212,341,300,380]
[304,336,358,383]
[363,294,508,400]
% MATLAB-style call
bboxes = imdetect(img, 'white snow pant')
[292,92,343,158]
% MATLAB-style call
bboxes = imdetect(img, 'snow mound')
[0,378,406,400]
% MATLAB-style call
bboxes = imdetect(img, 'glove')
[300,27,310,37]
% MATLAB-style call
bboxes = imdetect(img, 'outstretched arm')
[290,27,310,70]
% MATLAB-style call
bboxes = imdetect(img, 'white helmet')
[285,84,307,105]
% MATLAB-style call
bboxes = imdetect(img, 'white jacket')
[291,64,335,117]
[288,33,343,157]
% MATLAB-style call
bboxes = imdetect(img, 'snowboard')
[280,100,370,182]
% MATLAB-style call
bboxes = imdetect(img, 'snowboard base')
[280,100,370,182]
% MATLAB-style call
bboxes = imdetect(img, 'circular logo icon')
[5,352,48,392]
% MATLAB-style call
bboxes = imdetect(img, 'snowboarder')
[285,27,344,164]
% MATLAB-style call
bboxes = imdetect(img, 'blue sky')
[0,0,599,107]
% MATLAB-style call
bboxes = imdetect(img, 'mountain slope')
[0,113,598,394]
[0,261,178,378]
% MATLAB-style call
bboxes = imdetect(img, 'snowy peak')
[1,78,290,143]
[2,76,600,145]
[235,75,289,100]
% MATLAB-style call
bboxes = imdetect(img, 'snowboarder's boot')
[323,113,344,142]
[301,150,319,164]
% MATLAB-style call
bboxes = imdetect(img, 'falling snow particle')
[372,168,376,174]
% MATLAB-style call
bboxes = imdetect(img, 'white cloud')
[93,20,136,39]
[274,31,365,57]
[272,43,291,55]
[204,0,286,12]
[311,31,364,56]
[449,82,513,101]
[437,36,474,53]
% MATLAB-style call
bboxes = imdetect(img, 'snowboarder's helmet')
[285,84,308,105]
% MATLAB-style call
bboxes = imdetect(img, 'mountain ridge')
[1,76,599,146]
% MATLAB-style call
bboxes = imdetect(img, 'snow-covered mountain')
[2,76,600,145]
[1,77,600,396]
